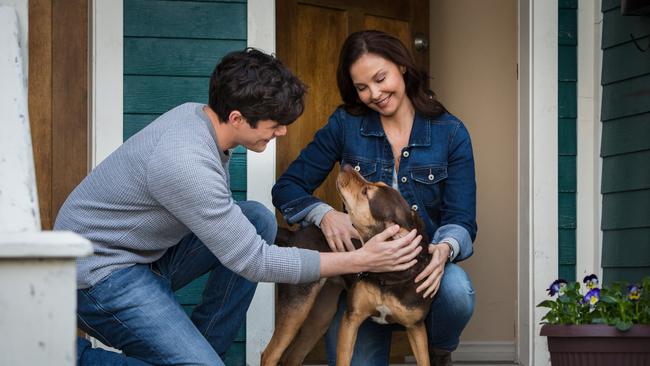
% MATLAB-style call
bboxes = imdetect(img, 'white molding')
[405,341,516,363]
[576,0,603,282]
[91,0,123,168]
[450,341,516,362]
[246,1,276,365]
[517,1,558,366]
[0,4,40,232]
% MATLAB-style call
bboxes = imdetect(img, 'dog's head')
[336,165,427,243]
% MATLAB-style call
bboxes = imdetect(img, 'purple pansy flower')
[628,284,641,301]
[583,288,600,306]
[583,274,599,289]
[547,279,568,296]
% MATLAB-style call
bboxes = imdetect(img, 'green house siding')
[600,0,650,283]
[123,0,248,363]
[558,0,577,281]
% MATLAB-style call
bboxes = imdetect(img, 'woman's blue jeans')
[325,263,475,365]
[76,201,276,366]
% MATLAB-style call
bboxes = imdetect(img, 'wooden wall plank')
[558,118,577,155]
[559,192,576,229]
[602,190,650,230]
[558,155,576,192]
[602,229,650,267]
[559,45,577,81]
[124,0,246,39]
[559,228,576,265]
[559,81,577,118]
[28,0,53,229]
[601,41,650,85]
[603,268,650,284]
[559,0,577,9]
[601,150,650,193]
[601,113,650,156]
[123,113,161,140]
[602,8,650,49]
[124,76,209,114]
[602,0,620,12]
[51,0,88,222]
[601,74,650,121]
[559,8,577,46]
[124,38,245,76]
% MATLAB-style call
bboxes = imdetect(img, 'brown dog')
[261,165,433,366]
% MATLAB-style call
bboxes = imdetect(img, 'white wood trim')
[246,1,276,365]
[91,0,123,168]
[448,341,515,362]
[0,231,92,258]
[0,3,40,232]
[405,341,516,363]
[517,1,558,365]
[576,0,603,282]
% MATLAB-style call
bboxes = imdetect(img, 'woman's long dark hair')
[336,30,446,118]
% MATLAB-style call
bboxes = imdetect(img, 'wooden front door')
[276,0,429,214]
[29,0,89,230]
[275,0,429,362]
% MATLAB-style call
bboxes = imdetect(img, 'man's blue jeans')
[325,263,475,365]
[76,201,276,366]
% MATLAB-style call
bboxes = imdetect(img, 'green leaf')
[537,300,556,308]
[615,319,633,332]
[592,317,607,324]
[600,295,617,304]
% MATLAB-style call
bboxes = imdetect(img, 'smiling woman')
[273,30,477,365]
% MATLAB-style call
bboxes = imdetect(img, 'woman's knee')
[236,200,277,244]
[435,264,475,321]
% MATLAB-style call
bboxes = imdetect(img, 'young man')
[56,49,423,365]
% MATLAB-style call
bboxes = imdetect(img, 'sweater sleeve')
[146,131,320,284]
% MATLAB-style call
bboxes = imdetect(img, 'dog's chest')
[370,304,392,324]
[352,281,429,327]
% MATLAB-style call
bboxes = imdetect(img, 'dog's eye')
[361,186,368,195]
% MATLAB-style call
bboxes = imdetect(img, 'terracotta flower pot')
[540,324,650,366]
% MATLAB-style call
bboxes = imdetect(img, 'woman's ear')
[399,65,407,74]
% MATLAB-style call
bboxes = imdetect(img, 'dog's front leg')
[335,308,367,366]
[405,322,430,366]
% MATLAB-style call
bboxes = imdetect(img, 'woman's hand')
[414,244,450,298]
[357,225,423,272]
[320,210,360,252]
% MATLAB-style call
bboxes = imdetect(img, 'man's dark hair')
[209,48,307,128]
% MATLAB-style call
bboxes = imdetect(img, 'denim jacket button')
[402,151,410,158]
[411,204,418,211]
[401,176,408,183]
[354,164,361,172]
[428,174,435,181]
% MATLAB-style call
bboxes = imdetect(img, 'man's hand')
[356,226,423,272]
[414,243,450,298]
[320,210,360,252]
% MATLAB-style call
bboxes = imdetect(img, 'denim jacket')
[272,108,477,262]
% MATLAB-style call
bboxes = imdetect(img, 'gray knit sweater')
[54,103,320,289]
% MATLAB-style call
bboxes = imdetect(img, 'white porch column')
[0,232,92,366]
[0,5,93,365]
[517,0,558,365]
[246,1,277,365]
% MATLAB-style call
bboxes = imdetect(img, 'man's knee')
[236,200,277,244]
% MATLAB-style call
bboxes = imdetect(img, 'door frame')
[91,1,600,365]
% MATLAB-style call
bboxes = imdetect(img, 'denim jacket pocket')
[410,165,448,207]
[341,156,378,179]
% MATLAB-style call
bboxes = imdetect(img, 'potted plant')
[537,274,650,365]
